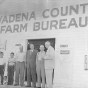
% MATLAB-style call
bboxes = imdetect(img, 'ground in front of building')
[0,85,34,88]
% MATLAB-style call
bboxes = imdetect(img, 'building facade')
[0,0,88,88]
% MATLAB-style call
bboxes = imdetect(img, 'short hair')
[19,45,23,47]
[19,45,23,49]
[30,44,34,47]
[39,45,45,49]
[40,45,45,48]
[30,43,34,46]
[10,52,14,55]
[45,41,51,45]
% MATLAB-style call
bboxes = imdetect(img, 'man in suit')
[26,44,38,87]
[44,41,55,88]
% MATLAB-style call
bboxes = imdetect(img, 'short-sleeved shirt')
[0,57,5,65]
[16,52,26,62]
[8,58,16,66]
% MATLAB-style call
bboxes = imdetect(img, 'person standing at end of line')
[36,45,45,88]
[14,45,26,86]
[0,52,6,85]
[44,41,55,88]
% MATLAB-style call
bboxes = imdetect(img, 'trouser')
[27,64,36,87]
[15,62,25,86]
[45,69,53,88]
[0,65,4,85]
[36,60,45,88]
[8,65,14,85]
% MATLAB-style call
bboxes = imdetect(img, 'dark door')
[25,38,55,81]
[27,38,55,51]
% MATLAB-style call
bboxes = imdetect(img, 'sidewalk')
[0,85,34,88]
[0,81,33,88]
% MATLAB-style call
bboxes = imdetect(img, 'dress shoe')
[20,84,24,86]
[14,84,19,86]
[25,85,31,87]
[34,86,36,88]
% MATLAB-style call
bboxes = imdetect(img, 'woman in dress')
[36,45,45,88]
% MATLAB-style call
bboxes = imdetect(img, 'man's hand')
[44,55,49,60]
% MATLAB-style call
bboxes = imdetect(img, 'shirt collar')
[31,49,34,52]
[19,51,24,53]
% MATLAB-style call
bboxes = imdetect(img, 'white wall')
[0,0,88,88]
[2,38,27,59]
[72,30,88,88]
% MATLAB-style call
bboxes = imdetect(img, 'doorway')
[25,38,55,81]
[27,38,55,50]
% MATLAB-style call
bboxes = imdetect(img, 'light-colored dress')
[36,51,45,87]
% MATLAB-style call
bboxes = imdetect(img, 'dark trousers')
[8,65,14,85]
[0,65,4,84]
[27,64,36,87]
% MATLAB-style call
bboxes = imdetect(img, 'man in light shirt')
[44,41,55,88]
[0,52,6,85]
[14,45,26,86]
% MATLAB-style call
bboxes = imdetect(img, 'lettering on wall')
[60,45,68,47]
[0,3,88,33]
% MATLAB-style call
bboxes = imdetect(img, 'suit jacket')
[44,46,55,69]
[26,49,38,68]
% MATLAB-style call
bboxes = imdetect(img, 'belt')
[16,61,24,62]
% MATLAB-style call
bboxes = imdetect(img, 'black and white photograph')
[0,0,88,88]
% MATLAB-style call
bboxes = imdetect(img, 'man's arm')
[26,50,28,62]
[36,52,39,63]
[44,47,55,60]
[4,58,7,71]
[26,51,29,68]
[23,51,27,69]
[14,59,16,71]
[49,48,55,59]
[15,53,18,62]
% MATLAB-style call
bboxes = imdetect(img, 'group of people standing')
[0,41,55,88]
[0,52,15,85]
